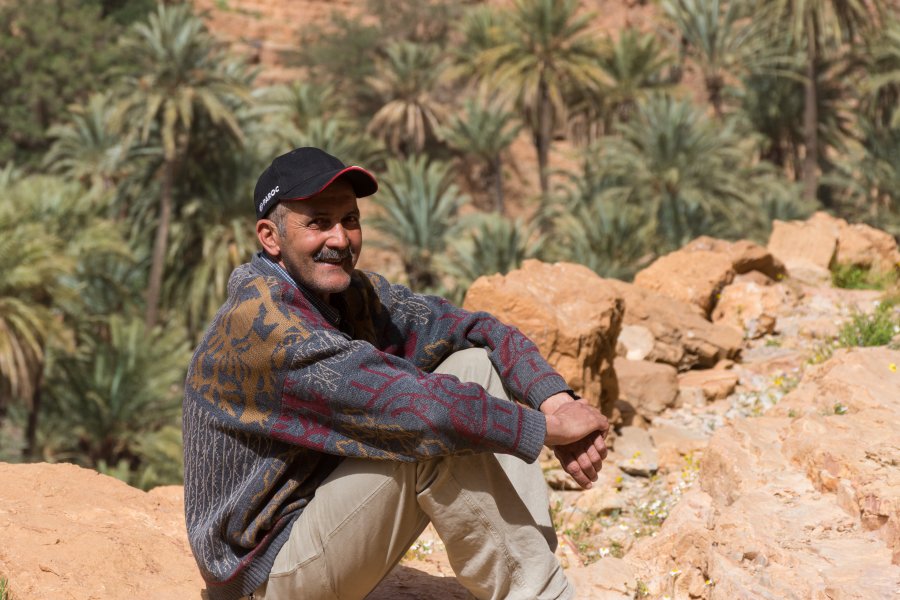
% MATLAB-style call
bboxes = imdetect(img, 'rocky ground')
[1,212,899,599]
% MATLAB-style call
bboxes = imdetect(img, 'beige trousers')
[251,348,572,600]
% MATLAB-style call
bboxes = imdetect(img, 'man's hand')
[542,393,609,489]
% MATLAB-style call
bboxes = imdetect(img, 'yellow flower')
[669,569,682,577]
[890,363,897,373]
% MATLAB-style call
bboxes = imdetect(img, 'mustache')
[313,247,354,262]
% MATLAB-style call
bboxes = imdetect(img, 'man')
[183,147,609,600]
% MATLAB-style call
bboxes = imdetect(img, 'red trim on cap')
[281,166,377,201]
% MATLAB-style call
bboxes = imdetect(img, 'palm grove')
[1,0,898,488]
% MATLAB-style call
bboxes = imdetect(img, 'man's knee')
[433,347,495,386]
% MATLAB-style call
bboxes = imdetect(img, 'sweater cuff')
[513,408,546,463]
[526,372,573,410]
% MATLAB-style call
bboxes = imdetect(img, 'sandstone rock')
[0,463,203,600]
[614,426,659,477]
[605,279,744,371]
[634,249,735,317]
[767,211,840,284]
[677,369,739,402]
[770,347,900,561]
[836,221,900,274]
[649,424,709,471]
[683,236,787,280]
[625,348,900,599]
[567,557,636,600]
[614,358,679,421]
[464,260,625,415]
[712,274,799,339]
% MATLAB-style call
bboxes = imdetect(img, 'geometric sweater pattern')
[183,253,569,600]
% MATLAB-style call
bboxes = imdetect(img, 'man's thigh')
[257,458,429,600]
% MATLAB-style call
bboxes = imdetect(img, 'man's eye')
[343,215,360,227]
[308,219,328,229]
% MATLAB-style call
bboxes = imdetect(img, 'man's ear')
[256,219,281,257]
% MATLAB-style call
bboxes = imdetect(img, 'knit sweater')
[183,252,571,600]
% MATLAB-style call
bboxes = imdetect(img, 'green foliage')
[662,0,783,114]
[831,263,899,290]
[441,97,521,213]
[0,0,128,165]
[859,18,900,128]
[470,0,607,194]
[440,214,544,301]
[584,94,797,252]
[370,155,469,291]
[42,314,190,474]
[367,41,449,154]
[836,303,900,347]
[0,575,9,600]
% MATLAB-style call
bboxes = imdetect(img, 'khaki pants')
[251,348,572,600]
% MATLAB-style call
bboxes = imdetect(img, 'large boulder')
[634,249,734,317]
[624,348,900,598]
[769,211,900,282]
[683,236,787,280]
[463,260,625,416]
[767,211,841,283]
[0,463,203,600]
[606,279,743,371]
[836,221,900,275]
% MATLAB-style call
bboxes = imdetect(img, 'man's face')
[275,180,362,302]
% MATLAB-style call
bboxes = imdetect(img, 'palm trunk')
[802,17,819,204]
[24,370,43,460]
[145,157,175,330]
[491,155,505,214]
[536,78,552,198]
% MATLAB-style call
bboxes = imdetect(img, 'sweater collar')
[254,252,342,327]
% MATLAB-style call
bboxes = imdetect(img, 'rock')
[770,347,900,561]
[0,463,203,600]
[614,358,679,421]
[767,211,841,284]
[836,221,900,275]
[614,426,659,477]
[625,348,900,599]
[712,274,799,339]
[649,424,709,471]
[616,324,655,361]
[677,369,739,402]
[464,260,625,416]
[634,249,735,317]
[567,557,636,600]
[605,279,744,371]
[683,236,787,280]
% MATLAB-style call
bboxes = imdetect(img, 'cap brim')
[281,166,378,201]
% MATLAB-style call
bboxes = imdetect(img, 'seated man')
[183,147,609,600]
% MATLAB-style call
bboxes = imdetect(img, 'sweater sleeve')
[190,268,547,463]
[363,272,573,410]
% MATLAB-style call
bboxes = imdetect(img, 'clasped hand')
[542,393,609,489]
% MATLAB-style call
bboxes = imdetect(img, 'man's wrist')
[540,391,576,415]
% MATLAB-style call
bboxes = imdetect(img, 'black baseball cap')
[254,147,378,219]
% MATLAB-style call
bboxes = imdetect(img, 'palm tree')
[441,97,522,214]
[285,117,385,171]
[440,213,544,298]
[114,3,249,329]
[42,313,189,471]
[662,0,782,117]
[768,0,884,202]
[595,28,674,130]
[44,93,133,192]
[590,94,792,251]
[473,0,607,197]
[366,41,449,154]
[370,155,469,291]
[859,18,900,129]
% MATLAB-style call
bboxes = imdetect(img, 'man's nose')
[326,223,349,247]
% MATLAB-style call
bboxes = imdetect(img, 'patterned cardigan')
[183,252,570,600]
